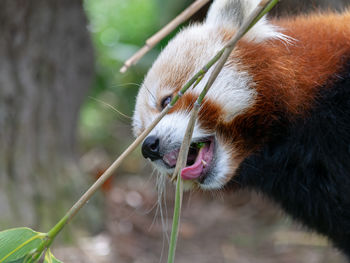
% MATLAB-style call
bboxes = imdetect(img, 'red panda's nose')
[142,136,161,161]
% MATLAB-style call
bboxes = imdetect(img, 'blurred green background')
[80,0,191,155]
[71,1,347,262]
[1,0,348,262]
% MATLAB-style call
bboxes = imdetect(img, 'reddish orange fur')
[167,12,350,158]
[219,12,350,155]
[169,93,223,132]
[239,12,350,115]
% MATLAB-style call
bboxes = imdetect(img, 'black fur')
[235,63,350,259]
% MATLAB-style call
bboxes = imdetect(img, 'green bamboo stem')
[167,104,200,263]
[28,1,278,261]
[167,1,279,263]
[28,106,173,262]
[167,173,183,263]
[170,48,225,107]
[197,0,278,104]
[246,0,279,34]
[26,31,224,263]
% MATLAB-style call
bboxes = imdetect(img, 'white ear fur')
[206,0,289,43]
[206,0,260,26]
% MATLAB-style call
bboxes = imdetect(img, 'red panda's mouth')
[163,137,215,181]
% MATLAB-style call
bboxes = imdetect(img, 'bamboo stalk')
[166,1,279,263]
[29,1,279,261]
[120,0,210,73]
[28,26,223,262]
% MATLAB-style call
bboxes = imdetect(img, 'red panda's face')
[133,26,256,190]
[133,0,288,190]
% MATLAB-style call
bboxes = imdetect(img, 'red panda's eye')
[160,95,172,109]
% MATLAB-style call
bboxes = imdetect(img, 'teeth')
[201,160,207,167]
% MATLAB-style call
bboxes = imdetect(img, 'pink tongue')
[181,144,210,180]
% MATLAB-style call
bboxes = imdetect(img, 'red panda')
[132,0,350,258]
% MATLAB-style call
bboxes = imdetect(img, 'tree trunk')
[0,0,95,229]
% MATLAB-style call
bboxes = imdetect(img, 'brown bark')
[0,0,95,229]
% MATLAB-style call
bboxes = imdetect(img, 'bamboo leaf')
[44,249,63,263]
[0,228,46,263]
[7,257,27,263]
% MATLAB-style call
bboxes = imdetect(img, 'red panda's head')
[133,0,290,190]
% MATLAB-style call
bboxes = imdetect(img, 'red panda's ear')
[206,0,289,43]
[206,0,258,27]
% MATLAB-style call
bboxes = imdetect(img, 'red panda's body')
[133,0,350,259]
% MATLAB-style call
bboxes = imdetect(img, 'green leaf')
[0,227,46,263]
[44,249,63,263]
[7,256,27,263]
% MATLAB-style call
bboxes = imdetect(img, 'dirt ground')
[54,169,347,263]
